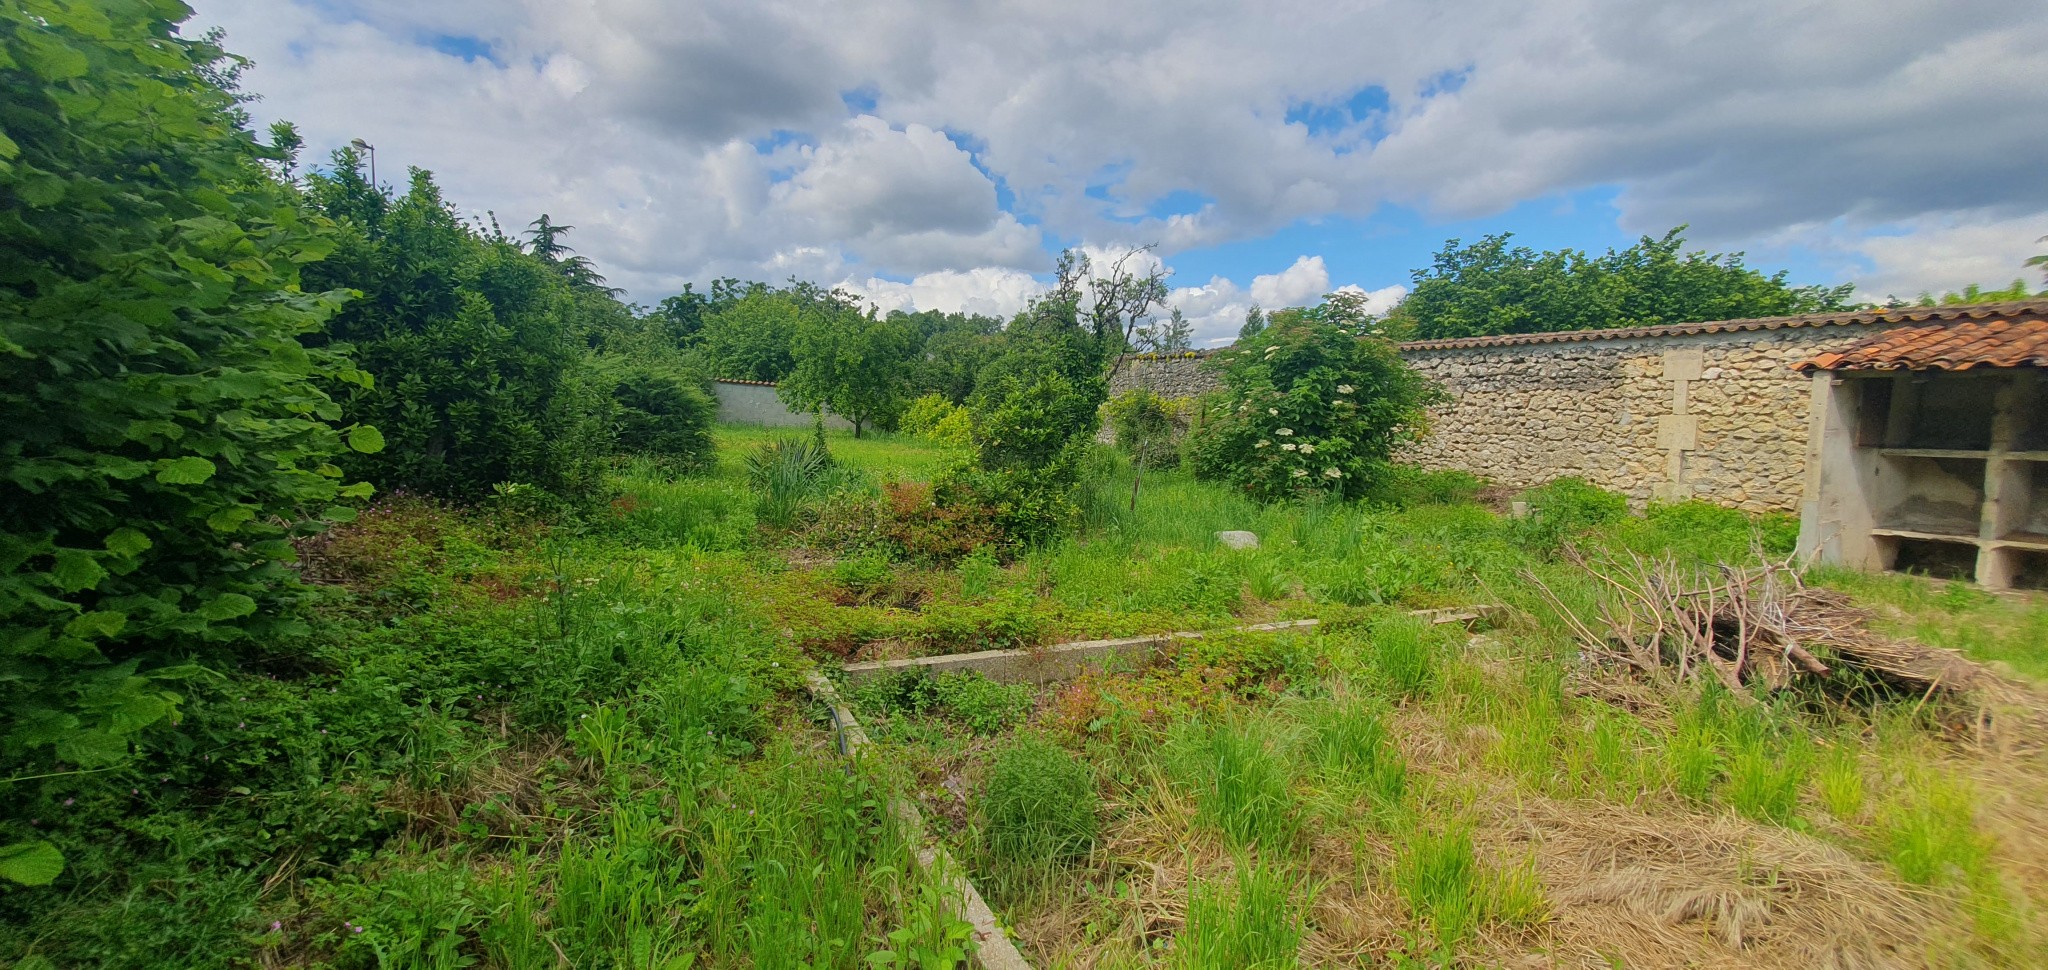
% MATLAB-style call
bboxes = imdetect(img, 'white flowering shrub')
[1186,310,1444,501]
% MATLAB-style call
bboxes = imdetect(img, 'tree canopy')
[778,302,916,437]
[1389,228,1860,340]
[302,162,613,501]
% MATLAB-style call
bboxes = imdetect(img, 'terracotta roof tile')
[1395,300,2048,352]
[1795,317,2048,372]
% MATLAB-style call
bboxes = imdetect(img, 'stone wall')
[1398,326,1895,512]
[1110,323,1909,514]
[1108,350,1223,400]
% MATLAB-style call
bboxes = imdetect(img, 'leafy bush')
[829,548,896,600]
[592,357,715,467]
[934,372,1101,547]
[1187,311,1444,501]
[1509,477,1628,552]
[303,165,611,502]
[1103,388,1182,468]
[899,393,974,447]
[980,735,1099,863]
[810,482,1004,562]
[0,0,374,873]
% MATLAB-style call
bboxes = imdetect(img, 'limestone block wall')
[1108,351,1223,400]
[1399,326,1889,512]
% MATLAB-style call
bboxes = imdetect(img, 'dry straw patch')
[1514,796,1957,968]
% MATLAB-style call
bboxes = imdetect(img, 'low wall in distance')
[711,379,853,430]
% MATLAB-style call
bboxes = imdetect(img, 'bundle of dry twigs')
[1525,546,2009,704]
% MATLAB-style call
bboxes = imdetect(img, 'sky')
[194,0,2048,346]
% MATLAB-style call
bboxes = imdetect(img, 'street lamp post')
[349,138,376,188]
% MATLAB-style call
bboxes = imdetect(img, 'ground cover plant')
[8,417,2048,967]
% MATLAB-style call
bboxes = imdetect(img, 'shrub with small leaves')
[1187,309,1443,501]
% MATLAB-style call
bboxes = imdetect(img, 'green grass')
[1298,693,1406,807]
[18,423,2047,969]
[1178,854,1306,968]
[712,424,966,483]
[1390,822,1546,957]
[1171,716,1300,851]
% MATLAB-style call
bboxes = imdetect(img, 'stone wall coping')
[1394,300,2048,352]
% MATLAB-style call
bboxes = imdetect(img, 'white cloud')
[192,0,2048,304]
[1160,257,1410,347]
[1767,214,2048,303]
[842,268,1047,318]
[1249,256,1333,308]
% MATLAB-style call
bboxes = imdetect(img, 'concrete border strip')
[804,671,1032,970]
[804,604,1504,965]
[838,608,1504,686]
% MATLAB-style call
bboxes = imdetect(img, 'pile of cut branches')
[1526,547,2016,709]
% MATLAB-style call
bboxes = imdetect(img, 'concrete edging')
[804,671,1032,970]
[839,608,1503,686]
[804,605,1505,967]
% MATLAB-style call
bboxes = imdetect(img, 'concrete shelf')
[1878,449,2048,461]
[1878,447,1992,459]
[1869,527,1982,545]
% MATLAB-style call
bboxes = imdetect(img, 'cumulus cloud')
[194,0,2048,305]
[1165,256,1408,347]
[1768,214,2048,303]
[842,268,1047,319]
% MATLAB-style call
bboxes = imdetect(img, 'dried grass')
[1516,796,1959,968]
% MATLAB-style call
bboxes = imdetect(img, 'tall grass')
[1171,717,1299,851]
[1299,694,1406,808]
[744,437,839,527]
[1392,822,1547,957]
[1177,854,1305,969]
[980,734,1101,880]
[1361,613,1444,701]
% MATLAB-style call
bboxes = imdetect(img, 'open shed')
[1796,316,2048,589]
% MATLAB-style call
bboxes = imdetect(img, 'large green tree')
[302,161,611,501]
[778,305,915,437]
[1391,227,1860,340]
[0,0,371,878]
[696,283,805,381]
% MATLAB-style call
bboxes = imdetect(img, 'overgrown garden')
[4,5,2047,969]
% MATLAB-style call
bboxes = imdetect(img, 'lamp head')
[350,138,372,151]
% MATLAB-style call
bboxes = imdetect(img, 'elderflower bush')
[1186,312,1444,501]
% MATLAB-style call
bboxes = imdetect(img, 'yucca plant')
[745,437,835,527]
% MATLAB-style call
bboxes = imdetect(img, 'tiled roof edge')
[1393,301,2048,352]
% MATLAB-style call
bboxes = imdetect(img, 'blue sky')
[198,0,2047,343]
